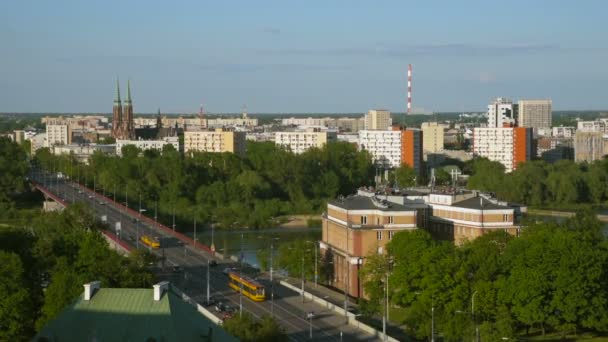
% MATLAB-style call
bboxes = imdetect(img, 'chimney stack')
[83,281,101,301]
[153,281,170,301]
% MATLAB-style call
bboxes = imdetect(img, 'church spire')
[124,79,132,104]
[114,78,121,105]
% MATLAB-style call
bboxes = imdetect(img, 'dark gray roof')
[451,197,511,210]
[329,195,413,212]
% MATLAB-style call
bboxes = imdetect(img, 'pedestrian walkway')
[280,276,412,342]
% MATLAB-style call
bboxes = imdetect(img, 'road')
[31,169,383,342]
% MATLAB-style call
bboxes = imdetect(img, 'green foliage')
[0,251,35,341]
[223,312,288,342]
[369,212,608,340]
[466,157,608,208]
[0,137,29,202]
[35,140,374,231]
[276,239,317,280]
[392,166,417,187]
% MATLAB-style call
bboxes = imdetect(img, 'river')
[188,227,322,268]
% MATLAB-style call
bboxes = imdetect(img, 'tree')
[223,312,288,342]
[393,166,417,187]
[358,252,390,316]
[0,137,29,202]
[0,251,34,341]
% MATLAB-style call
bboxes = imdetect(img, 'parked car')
[214,301,224,313]
[209,260,218,267]
[172,266,182,273]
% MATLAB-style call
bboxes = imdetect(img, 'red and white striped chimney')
[407,64,412,114]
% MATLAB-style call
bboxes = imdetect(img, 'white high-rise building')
[487,98,516,128]
[274,130,337,154]
[473,127,533,172]
[358,130,402,168]
[518,99,552,129]
[364,110,392,130]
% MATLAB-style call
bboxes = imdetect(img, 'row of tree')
[466,158,608,208]
[34,140,375,230]
[358,211,608,341]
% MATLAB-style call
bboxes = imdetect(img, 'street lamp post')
[383,273,388,342]
[269,237,279,316]
[172,204,176,232]
[306,240,318,288]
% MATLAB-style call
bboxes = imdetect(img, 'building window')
[389,231,395,240]
[377,231,382,240]
[388,216,394,224]
[503,214,509,221]
[361,216,367,225]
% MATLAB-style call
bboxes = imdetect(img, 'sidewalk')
[280,276,412,342]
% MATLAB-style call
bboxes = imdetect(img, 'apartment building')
[281,117,333,127]
[45,124,72,147]
[574,131,608,163]
[487,97,517,128]
[552,126,576,138]
[358,130,403,168]
[364,109,392,130]
[472,127,534,172]
[274,130,337,154]
[518,99,552,129]
[321,194,422,298]
[184,129,246,155]
[420,122,445,153]
[577,119,608,133]
[116,136,179,156]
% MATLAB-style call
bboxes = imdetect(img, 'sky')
[0,0,607,113]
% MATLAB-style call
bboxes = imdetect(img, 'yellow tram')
[227,271,266,302]
[140,235,160,249]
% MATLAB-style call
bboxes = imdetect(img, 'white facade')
[274,131,336,154]
[116,137,179,156]
[473,128,515,172]
[364,110,392,130]
[552,126,575,138]
[281,117,333,127]
[487,97,515,128]
[577,119,608,133]
[53,144,116,164]
[518,99,552,129]
[45,124,71,147]
[358,130,402,168]
[207,117,258,128]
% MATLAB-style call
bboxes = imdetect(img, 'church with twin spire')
[111,79,136,140]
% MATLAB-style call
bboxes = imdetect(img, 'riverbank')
[277,214,322,228]
[528,208,608,223]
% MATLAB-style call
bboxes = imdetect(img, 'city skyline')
[1,0,607,113]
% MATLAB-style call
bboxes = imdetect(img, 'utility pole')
[472,290,479,342]
[301,251,305,303]
[431,298,435,342]
[172,204,176,232]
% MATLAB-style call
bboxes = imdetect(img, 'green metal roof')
[34,288,238,342]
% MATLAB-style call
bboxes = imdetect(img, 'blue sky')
[1,0,606,113]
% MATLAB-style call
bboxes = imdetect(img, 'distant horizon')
[2,109,607,116]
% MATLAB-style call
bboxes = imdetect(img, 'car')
[172,266,182,273]
[223,267,233,275]
[209,260,218,267]
[214,301,224,313]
